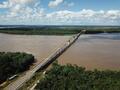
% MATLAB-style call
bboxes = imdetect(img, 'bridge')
[4,30,86,90]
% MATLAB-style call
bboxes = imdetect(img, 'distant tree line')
[0,52,35,84]
[0,26,120,35]
[0,27,80,35]
[35,62,120,90]
[84,29,120,34]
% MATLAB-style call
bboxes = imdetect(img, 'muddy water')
[0,33,70,64]
[58,33,120,70]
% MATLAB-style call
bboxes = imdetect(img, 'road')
[4,30,85,90]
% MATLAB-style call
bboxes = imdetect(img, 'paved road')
[4,30,85,90]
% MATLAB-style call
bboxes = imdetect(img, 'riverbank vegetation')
[35,62,120,90]
[0,26,120,35]
[0,27,80,35]
[0,52,35,84]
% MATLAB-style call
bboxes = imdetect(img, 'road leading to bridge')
[4,30,86,90]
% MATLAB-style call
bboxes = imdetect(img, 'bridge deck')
[4,30,85,90]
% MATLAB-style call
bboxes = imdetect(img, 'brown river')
[0,33,120,70]
[0,33,70,65]
[58,33,120,70]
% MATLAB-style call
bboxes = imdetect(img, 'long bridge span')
[4,30,86,90]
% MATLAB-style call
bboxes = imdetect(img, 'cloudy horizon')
[0,0,120,25]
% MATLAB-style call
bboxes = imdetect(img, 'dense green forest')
[0,27,80,35]
[0,52,35,84]
[0,26,120,35]
[35,62,120,90]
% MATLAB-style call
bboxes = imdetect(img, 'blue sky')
[0,0,120,25]
[42,0,120,11]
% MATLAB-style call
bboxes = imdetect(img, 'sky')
[0,0,120,25]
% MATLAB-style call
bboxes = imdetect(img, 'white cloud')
[0,9,119,25]
[0,0,35,8]
[48,0,64,8]
[105,10,120,19]
[67,2,74,7]
[0,1,11,8]
[9,0,34,4]
[45,9,120,25]
[0,0,41,18]
[0,0,120,26]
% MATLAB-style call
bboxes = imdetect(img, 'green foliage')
[35,63,120,90]
[0,52,35,84]
[0,26,120,35]
[0,27,80,35]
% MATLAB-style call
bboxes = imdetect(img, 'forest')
[0,52,35,84]
[0,26,120,35]
[35,62,120,90]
